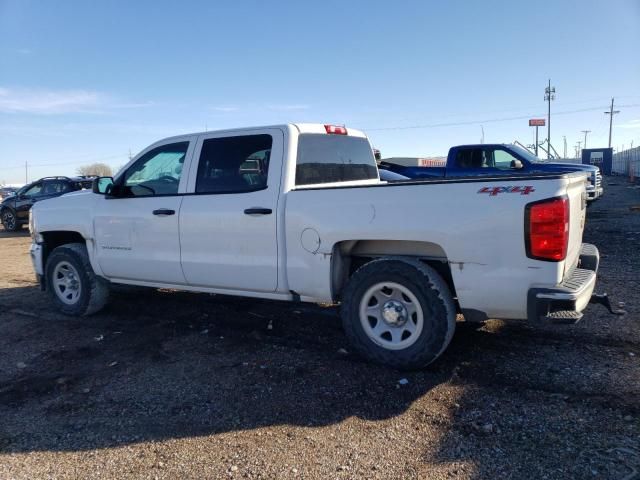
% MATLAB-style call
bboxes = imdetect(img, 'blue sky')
[1,0,639,184]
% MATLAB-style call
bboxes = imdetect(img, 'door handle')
[152,209,175,216]
[244,207,272,215]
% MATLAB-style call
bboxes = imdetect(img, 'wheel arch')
[41,230,87,275]
[330,239,457,304]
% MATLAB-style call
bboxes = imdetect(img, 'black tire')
[1,209,20,232]
[45,243,110,316]
[340,258,456,370]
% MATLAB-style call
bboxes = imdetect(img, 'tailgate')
[564,173,588,277]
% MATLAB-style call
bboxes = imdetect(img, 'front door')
[15,181,44,222]
[179,129,283,292]
[93,138,195,284]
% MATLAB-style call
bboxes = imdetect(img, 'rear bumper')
[527,243,599,323]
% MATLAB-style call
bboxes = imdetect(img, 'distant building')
[381,157,447,167]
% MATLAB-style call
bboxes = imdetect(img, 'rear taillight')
[525,196,569,261]
[324,124,348,135]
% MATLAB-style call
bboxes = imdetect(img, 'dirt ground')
[0,179,638,479]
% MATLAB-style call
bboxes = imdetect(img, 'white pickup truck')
[29,123,603,369]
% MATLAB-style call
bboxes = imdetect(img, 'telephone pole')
[25,161,28,184]
[604,98,620,148]
[576,141,582,159]
[563,136,567,159]
[581,130,591,150]
[544,79,556,159]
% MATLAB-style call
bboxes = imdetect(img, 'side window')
[493,149,520,169]
[454,149,485,169]
[42,180,71,194]
[23,183,43,197]
[195,134,272,194]
[122,142,189,196]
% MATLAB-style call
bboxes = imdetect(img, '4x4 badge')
[478,186,535,196]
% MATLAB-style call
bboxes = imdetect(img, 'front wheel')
[341,259,456,370]
[1,209,20,231]
[45,243,110,316]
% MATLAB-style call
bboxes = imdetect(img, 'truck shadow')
[0,284,481,454]
[0,229,30,239]
[1,284,636,469]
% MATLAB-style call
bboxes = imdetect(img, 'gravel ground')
[0,178,638,479]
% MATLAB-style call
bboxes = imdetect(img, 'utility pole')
[544,79,556,159]
[480,125,484,144]
[581,130,591,150]
[604,97,620,148]
[25,161,28,184]
[563,136,567,159]
[576,141,582,159]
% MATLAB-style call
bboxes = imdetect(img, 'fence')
[612,146,640,179]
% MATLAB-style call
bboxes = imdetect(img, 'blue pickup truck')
[379,144,603,201]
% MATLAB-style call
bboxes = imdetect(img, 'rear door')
[179,128,283,292]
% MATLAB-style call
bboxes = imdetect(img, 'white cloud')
[0,86,154,114]
[619,119,640,130]
[267,104,310,111]
[0,86,103,114]
[211,105,239,112]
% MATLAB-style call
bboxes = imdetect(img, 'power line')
[363,104,640,132]
[2,154,128,171]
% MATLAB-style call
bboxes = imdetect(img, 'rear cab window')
[295,134,379,187]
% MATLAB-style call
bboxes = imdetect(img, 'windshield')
[509,144,547,164]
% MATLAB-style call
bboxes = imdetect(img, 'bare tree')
[76,163,113,177]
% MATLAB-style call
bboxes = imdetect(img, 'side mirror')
[92,177,114,195]
[511,159,524,169]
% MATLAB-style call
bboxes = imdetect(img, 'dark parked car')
[0,186,19,200]
[0,176,94,231]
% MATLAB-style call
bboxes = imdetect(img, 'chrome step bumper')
[527,243,599,324]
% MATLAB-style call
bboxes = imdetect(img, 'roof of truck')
[151,123,368,146]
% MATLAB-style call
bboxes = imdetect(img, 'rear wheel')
[45,243,109,316]
[1,209,20,232]
[341,258,456,370]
